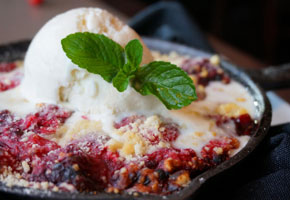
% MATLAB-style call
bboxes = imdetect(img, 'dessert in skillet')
[0,8,257,195]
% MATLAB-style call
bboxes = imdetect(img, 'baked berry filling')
[0,62,23,92]
[0,107,243,194]
[181,58,230,87]
[0,72,22,92]
[180,57,230,100]
[23,104,73,134]
[0,62,17,73]
[0,57,257,195]
[212,113,256,136]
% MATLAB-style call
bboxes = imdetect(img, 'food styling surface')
[0,8,258,196]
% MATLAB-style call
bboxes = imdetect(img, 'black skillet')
[1,37,289,199]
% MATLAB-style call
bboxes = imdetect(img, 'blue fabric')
[130,2,290,199]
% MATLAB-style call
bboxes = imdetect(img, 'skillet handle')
[245,64,290,90]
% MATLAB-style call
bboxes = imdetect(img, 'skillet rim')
[0,38,272,200]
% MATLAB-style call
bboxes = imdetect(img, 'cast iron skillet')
[0,37,286,200]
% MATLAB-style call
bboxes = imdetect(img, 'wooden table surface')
[1,0,289,103]
[0,0,128,44]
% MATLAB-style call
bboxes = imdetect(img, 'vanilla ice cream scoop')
[21,8,168,128]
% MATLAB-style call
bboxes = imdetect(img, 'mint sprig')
[61,32,197,109]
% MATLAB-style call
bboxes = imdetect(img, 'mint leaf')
[124,39,143,75]
[133,61,197,110]
[61,33,197,110]
[61,32,125,82]
[112,70,130,92]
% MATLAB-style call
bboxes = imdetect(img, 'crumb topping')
[216,103,248,118]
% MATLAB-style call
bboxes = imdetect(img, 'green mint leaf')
[132,61,197,110]
[112,70,130,92]
[61,32,125,82]
[62,33,197,110]
[124,39,143,75]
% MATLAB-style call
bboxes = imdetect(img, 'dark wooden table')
[0,0,127,44]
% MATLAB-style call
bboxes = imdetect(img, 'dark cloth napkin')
[129,2,290,200]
